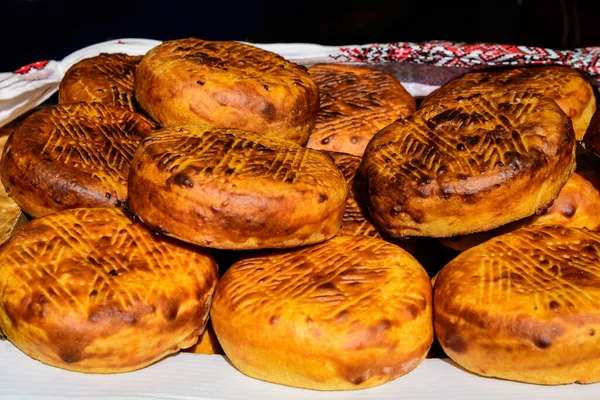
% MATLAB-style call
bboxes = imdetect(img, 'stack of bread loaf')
[0,37,599,390]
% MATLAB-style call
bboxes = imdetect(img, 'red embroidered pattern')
[14,60,50,75]
[335,42,600,83]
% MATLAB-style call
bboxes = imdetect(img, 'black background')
[2,0,600,71]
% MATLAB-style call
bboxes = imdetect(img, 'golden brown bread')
[359,91,576,238]
[0,131,21,343]
[183,320,223,355]
[59,53,142,112]
[422,66,596,140]
[1,103,156,218]
[0,207,218,373]
[135,38,319,145]
[0,135,22,242]
[128,125,347,249]
[328,151,416,253]
[328,152,380,238]
[441,168,600,252]
[0,122,26,347]
[307,64,415,156]
[211,235,433,390]
[434,225,600,384]
[583,108,600,157]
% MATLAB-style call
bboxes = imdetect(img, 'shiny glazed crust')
[359,91,576,238]
[328,152,417,253]
[423,66,596,140]
[128,125,347,249]
[440,168,600,252]
[0,103,156,218]
[211,235,433,390]
[58,53,142,112]
[0,208,218,373]
[135,38,319,145]
[434,226,600,384]
[328,152,381,238]
[307,64,415,156]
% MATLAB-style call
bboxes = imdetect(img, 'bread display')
[434,225,600,384]
[3,36,600,391]
[128,124,347,249]
[59,53,142,112]
[1,103,155,217]
[211,235,433,390]
[441,167,600,252]
[359,91,576,238]
[422,66,596,140]
[135,38,319,145]
[307,64,415,156]
[0,207,218,373]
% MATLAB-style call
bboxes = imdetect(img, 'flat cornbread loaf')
[0,207,218,373]
[128,125,347,249]
[359,91,576,238]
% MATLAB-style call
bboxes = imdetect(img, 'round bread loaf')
[59,53,142,112]
[0,207,218,373]
[211,235,433,390]
[434,225,600,384]
[135,38,319,145]
[128,125,347,249]
[307,64,415,156]
[1,103,156,218]
[359,91,576,238]
[422,66,596,140]
[583,108,600,158]
[441,167,600,252]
